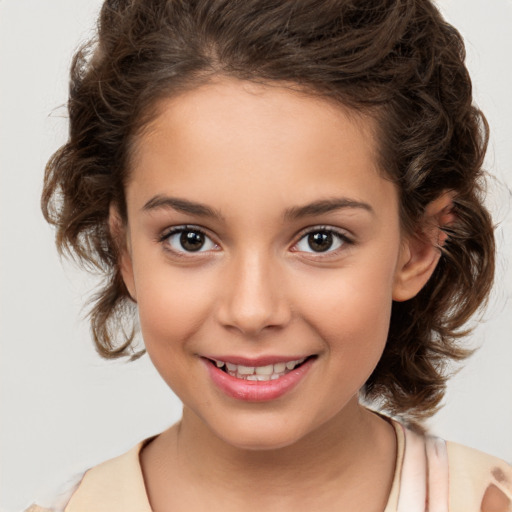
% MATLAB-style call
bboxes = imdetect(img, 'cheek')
[134,264,214,352]
[133,268,218,398]
[310,286,392,355]
[294,256,396,359]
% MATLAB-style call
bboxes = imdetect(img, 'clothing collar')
[66,421,408,512]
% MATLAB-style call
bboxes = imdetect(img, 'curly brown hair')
[42,0,494,421]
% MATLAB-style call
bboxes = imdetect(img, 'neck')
[141,400,397,511]
[180,399,372,481]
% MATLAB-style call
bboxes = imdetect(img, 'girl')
[21,0,512,510]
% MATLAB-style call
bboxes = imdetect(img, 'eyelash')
[157,225,354,258]
[158,225,219,256]
[292,225,354,258]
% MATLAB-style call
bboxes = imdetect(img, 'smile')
[203,356,315,401]
[211,358,307,381]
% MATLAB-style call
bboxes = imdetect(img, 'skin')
[481,485,512,512]
[115,78,448,512]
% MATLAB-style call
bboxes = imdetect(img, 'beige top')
[26,420,512,512]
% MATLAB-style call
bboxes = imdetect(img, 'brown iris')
[308,232,334,252]
[180,230,205,251]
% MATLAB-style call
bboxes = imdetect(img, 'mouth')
[206,356,314,381]
[203,355,316,401]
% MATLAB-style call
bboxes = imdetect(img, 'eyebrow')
[142,195,224,220]
[142,195,374,221]
[284,198,374,220]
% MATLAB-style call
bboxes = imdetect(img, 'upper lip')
[202,355,314,367]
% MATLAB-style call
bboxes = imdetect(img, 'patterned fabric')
[25,419,512,512]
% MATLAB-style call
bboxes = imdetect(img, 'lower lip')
[204,358,314,402]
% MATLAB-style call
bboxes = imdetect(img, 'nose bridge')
[217,246,290,335]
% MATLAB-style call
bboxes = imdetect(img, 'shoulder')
[24,506,55,512]
[24,438,153,512]
[63,439,152,512]
[23,472,83,512]
[446,441,512,512]
[392,418,512,512]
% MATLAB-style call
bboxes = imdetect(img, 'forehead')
[127,78,395,217]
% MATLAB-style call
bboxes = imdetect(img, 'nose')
[215,250,292,337]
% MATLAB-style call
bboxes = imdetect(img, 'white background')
[1,1,511,510]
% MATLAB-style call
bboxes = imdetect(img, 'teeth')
[273,362,286,373]
[238,365,255,375]
[246,374,277,381]
[255,364,274,376]
[213,357,308,381]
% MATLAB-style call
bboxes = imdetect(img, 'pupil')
[180,230,204,251]
[308,232,333,252]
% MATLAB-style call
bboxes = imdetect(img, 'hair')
[42,0,494,422]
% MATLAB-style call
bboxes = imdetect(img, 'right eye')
[161,227,218,254]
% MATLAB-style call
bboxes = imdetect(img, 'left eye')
[163,228,217,253]
[295,230,346,253]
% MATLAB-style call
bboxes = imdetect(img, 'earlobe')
[392,191,456,302]
[108,205,137,302]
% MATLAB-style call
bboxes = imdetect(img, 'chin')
[209,415,312,452]
[221,431,305,452]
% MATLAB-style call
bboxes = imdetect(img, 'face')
[119,78,413,450]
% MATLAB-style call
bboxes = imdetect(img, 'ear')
[393,191,456,302]
[109,205,137,302]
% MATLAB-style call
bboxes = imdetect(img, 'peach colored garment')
[25,419,512,512]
